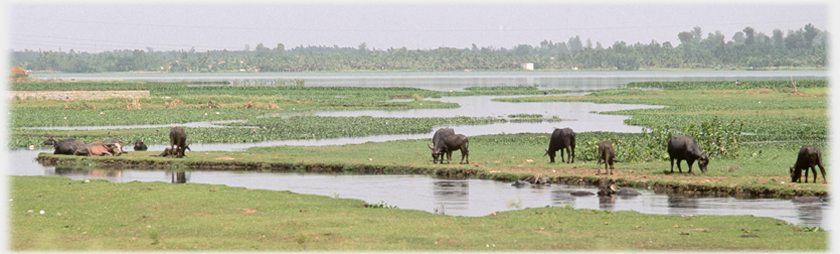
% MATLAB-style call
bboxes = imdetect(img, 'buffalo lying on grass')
[74,142,123,156]
[667,134,709,174]
[134,140,148,151]
[545,128,575,163]
[790,145,827,184]
[151,145,190,157]
[46,137,86,155]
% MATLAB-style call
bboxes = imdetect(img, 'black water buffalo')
[667,134,709,174]
[545,128,575,163]
[170,126,188,158]
[428,128,455,164]
[134,140,148,151]
[597,140,616,175]
[570,190,595,197]
[46,137,87,155]
[438,134,469,164]
[597,183,641,197]
[789,145,826,183]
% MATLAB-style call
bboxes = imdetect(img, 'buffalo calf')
[440,134,470,164]
[597,140,616,175]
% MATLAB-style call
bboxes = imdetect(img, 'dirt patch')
[9,90,150,100]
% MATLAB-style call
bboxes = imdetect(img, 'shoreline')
[35,153,829,200]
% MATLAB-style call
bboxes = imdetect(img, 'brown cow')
[73,142,123,156]
[597,140,616,175]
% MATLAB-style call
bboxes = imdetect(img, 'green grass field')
[9,79,831,250]
[10,176,828,251]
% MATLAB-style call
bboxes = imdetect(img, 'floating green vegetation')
[507,113,543,118]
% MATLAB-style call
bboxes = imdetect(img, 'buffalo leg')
[560,149,565,163]
[675,159,683,173]
[806,166,814,183]
[463,149,469,164]
[570,147,575,163]
[817,154,827,183]
[670,158,675,173]
[817,164,827,184]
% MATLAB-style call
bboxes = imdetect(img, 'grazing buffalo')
[46,137,87,155]
[545,128,575,163]
[170,126,188,158]
[597,140,616,175]
[74,142,123,156]
[428,128,455,163]
[667,134,709,174]
[438,134,470,164]
[134,140,148,151]
[790,145,826,183]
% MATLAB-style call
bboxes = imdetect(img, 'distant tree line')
[10,24,828,73]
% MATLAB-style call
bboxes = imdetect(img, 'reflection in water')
[32,165,831,230]
[794,200,827,228]
[54,167,123,182]
[550,189,577,206]
[432,180,470,215]
[667,195,700,216]
[599,196,616,210]
[169,171,188,184]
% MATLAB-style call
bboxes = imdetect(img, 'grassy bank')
[34,132,829,197]
[10,176,827,251]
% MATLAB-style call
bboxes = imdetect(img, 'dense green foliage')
[10,24,828,72]
[496,80,828,143]
[626,79,828,90]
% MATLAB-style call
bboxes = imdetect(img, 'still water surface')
[11,149,828,230]
[31,70,827,91]
[14,70,831,229]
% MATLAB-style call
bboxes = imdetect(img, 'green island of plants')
[10,79,830,251]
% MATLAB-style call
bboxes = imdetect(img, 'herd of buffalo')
[426,127,827,184]
[44,126,191,158]
[44,125,826,184]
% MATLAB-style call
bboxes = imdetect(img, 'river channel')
[12,70,832,229]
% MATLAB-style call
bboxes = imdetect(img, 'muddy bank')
[9,90,150,100]
[36,154,827,199]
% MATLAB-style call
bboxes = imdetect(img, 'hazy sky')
[6,2,833,53]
